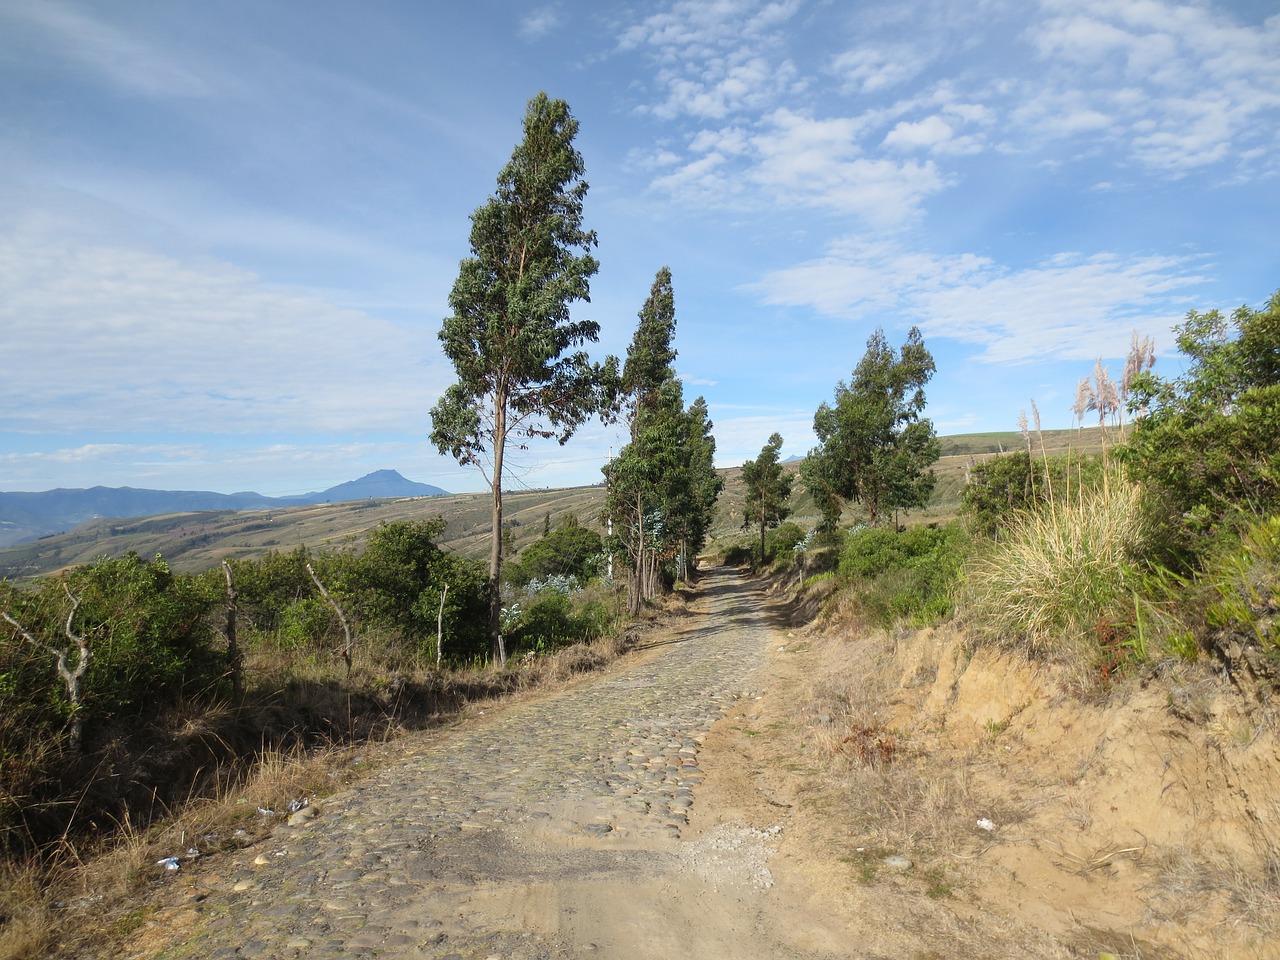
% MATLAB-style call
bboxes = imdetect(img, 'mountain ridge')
[0,470,447,548]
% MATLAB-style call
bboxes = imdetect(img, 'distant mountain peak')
[313,470,445,501]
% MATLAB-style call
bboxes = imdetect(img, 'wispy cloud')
[0,227,445,436]
[520,6,563,41]
[1,1,229,100]
[752,238,1209,363]
[622,0,1280,228]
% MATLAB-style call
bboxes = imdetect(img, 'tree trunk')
[489,400,507,665]
[436,583,449,668]
[221,560,243,699]
[759,519,767,566]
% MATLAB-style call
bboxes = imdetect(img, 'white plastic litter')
[156,857,180,871]
[977,818,995,831]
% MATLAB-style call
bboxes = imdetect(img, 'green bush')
[509,515,603,586]
[963,452,1104,538]
[1123,290,1280,566]
[509,589,608,653]
[1205,514,1280,656]
[838,523,970,627]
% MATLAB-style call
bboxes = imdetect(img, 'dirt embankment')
[712,572,1280,959]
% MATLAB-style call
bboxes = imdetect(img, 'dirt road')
[117,568,902,959]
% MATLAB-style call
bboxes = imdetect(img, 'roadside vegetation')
[743,290,1280,696]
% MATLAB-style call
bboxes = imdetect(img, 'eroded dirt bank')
[721,573,1280,959]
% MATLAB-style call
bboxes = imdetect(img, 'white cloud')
[649,108,947,227]
[1026,0,1280,174]
[520,6,562,40]
[883,115,955,151]
[830,45,928,94]
[0,228,445,436]
[753,238,1209,364]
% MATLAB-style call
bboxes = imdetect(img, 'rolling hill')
[0,428,1101,581]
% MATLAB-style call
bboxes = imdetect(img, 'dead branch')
[222,560,243,698]
[306,562,354,678]
[2,582,92,750]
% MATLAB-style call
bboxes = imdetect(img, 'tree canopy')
[603,268,721,612]
[803,326,940,529]
[1123,289,1280,558]
[741,432,793,565]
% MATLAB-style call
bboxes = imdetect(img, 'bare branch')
[306,562,355,679]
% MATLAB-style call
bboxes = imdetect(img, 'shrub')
[1123,290,1280,565]
[766,522,808,560]
[508,589,609,653]
[509,515,603,586]
[838,523,970,628]
[960,472,1150,662]
[963,451,1104,538]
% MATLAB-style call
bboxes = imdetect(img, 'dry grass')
[959,472,1149,667]
[1146,848,1280,936]
[0,862,53,960]
[790,626,992,860]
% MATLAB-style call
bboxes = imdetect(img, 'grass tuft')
[959,471,1150,666]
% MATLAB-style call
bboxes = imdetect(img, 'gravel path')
[141,568,791,960]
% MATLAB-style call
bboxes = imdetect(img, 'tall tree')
[668,396,722,582]
[604,269,722,612]
[429,93,605,661]
[741,433,793,565]
[803,326,940,528]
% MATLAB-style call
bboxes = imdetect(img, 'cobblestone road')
[143,568,787,960]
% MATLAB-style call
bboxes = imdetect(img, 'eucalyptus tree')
[429,93,607,660]
[741,432,793,565]
[803,326,939,528]
[604,268,721,612]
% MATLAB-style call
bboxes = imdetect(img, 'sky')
[2,0,1277,497]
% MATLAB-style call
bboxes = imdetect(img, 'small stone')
[288,804,320,827]
[882,855,912,871]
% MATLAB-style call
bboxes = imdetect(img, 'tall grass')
[960,468,1150,663]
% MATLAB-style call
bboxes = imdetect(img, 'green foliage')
[805,326,940,529]
[510,515,602,586]
[508,589,610,653]
[1123,290,1280,562]
[1,552,223,761]
[429,92,610,658]
[1205,515,1280,655]
[604,269,721,608]
[838,523,970,627]
[766,522,807,561]
[741,433,793,565]
[962,451,1105,538]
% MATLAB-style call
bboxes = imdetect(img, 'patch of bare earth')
[708,576,1280,959]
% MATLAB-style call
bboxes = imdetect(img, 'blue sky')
[2,0,1277,496]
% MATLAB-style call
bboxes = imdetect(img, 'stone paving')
[144,570,778,959]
